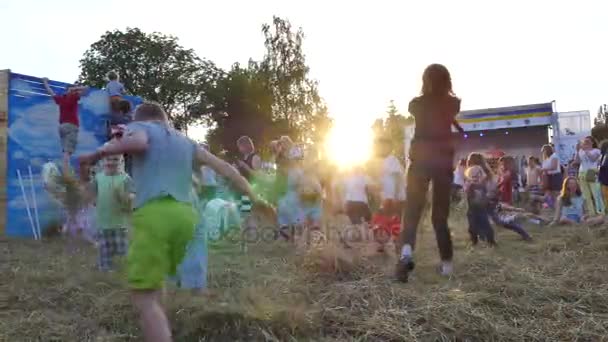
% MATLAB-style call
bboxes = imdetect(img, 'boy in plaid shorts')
[88,153,134,271]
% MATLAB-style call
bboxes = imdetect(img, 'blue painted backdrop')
[6,72,142,237]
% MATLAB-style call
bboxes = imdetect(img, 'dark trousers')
[398,162,453,261]
[346,201,372,224]
[467,208,495,244]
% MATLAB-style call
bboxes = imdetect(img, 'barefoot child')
[87,153,134,271]
[78,102,267,342]
[552,176,604,226]
[42,78,88,174]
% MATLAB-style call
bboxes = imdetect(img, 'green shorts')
[128,197,197,290]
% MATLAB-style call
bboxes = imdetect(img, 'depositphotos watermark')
[207,224,395,245]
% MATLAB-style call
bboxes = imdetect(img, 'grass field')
[2,214,608,341]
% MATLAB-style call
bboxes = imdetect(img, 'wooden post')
[0,69,8,236]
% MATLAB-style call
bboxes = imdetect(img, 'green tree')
[594,104,608,126]
[372,100,412,159]
[201,16,332,156]
[78,27,222,129]
[260,16,331,146]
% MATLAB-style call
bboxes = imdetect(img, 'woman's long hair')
[560,176,581,207]
[467,152,494,180]
[421,64,453,97]
[541,144,554,160]
[584,135,598,149]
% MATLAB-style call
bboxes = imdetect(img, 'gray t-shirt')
[126,121,197,209]
[106,80,125,97]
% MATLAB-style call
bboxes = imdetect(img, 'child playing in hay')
[467,153,533,241]
[78,102,271,342]
[43,161,94,248]
[85,153,134,272]
[464,165,496,246]
[551,176,604,226]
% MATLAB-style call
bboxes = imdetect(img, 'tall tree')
[260,16,331,145]
[594,104,608,126]
[201,16,332,156]
[372,100,412,159]
[78,27,222,129]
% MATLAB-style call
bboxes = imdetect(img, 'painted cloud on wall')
[8,100,100,156]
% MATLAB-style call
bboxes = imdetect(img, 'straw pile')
[3,216,608,341]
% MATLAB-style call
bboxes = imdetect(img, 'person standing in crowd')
[540,144,563,208]
[396,64,464,282]
[343,166,373,225]
[497,156,514,205]
[78,102,268,342]
[574,136,604,215]
[599,140,608,212]
[452,159,466,202]
[236,136,262,215]
[376,137,406,216]
[526,156,544,212]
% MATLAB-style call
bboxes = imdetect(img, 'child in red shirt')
[497,156,514,205]
[42,78,88,174]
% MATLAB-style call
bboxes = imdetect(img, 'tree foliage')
[371,100,413,159]
[202,16,332,157]
[594,104,608,126]
[78,19,331,155]
[78,28,222,129]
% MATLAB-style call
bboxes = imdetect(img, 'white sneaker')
[439,261,453,276]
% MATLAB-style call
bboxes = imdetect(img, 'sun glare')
[324,123,373,169]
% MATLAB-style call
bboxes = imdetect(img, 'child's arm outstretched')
[41,78,55,96]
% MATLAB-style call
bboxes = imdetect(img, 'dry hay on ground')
[3,217,608,341]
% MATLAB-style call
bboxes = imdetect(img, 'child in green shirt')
[88,154,135,271]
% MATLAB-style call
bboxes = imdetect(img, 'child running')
[78,102,267,342]
[42,78,88,173]
[396,64,464,282]
[87,153,134,271]
[552,176,604,226]
[464,165,495,246]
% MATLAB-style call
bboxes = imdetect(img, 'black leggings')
[345,201,371,224]
[398,162,453,261]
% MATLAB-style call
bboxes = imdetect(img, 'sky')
[1,0,606,148]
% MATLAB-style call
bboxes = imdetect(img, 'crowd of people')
[40,65,608,342]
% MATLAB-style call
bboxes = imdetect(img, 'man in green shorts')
[78,102,264,342]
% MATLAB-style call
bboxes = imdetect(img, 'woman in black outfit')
[396,64,463,282]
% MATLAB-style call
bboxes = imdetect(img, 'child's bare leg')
[559,217,577,225]
[131,290,172,342]
[585,216,604,226]
[63,152,71,174]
